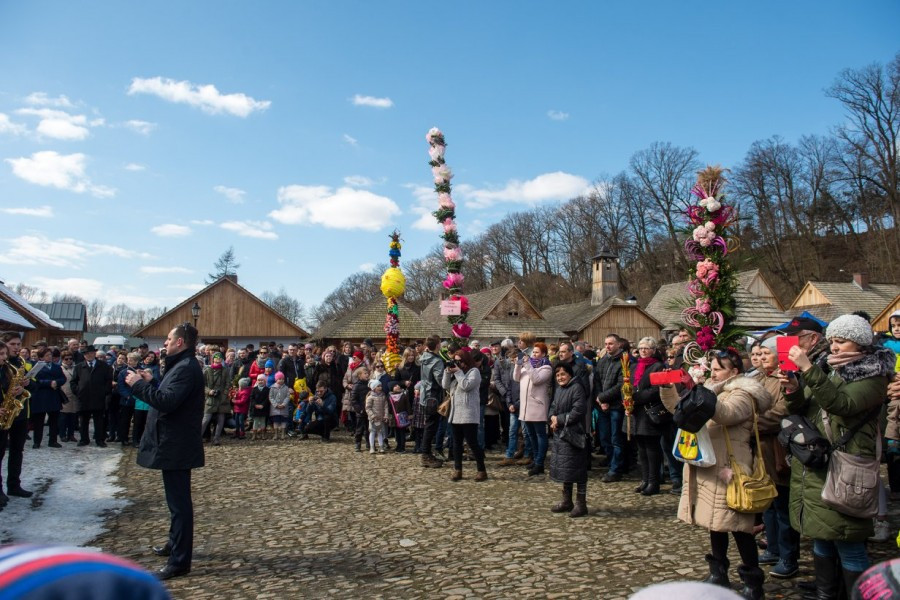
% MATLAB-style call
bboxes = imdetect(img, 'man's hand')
[787,346,812,372]
[776,371,799,394]
[600,403,609,412]
[125,371,149,387]
[509,405,516,413]
[50,380,57,390]
[549,415,558,432]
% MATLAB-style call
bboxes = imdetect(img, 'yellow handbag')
[722,397,778,514]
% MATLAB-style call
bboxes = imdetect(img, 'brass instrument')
[0,365,29,430]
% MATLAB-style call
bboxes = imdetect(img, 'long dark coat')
[131,348,205,471]
[548,379,590,484]
[30,362,66,413]
[71,359,114,412]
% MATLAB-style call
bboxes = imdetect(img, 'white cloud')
[140,266,193,274]
[30,276,163,307]
[124,119,156,135]
[547,110,570,121]
[124,163,146,171]
[0,205,54,217]
[150,224,192,237]
[270,185,401,232]
[190,219,215,226]
[0,113,27,136]
[351,94,393,109]
[24,92,74,108]
[342,133,358,146]
[343,175,373,187]
[404,183,442,232]
[17,108,92,140]
[457,171,590,209]
[0,235,153,269]
[220,220,278,239]
[358,262,376,273]
[213,185,246,204]
[128,76,271,117]
[5,151,115,197]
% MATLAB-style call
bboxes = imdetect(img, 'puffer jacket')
[203,366,231,414]
[513,359,552,423]
[755,370,791,487]
[366,390,390,425]
[593,352,624,408]
[661,376,774,533]
[549,379,590,484]
[786,348,893,542]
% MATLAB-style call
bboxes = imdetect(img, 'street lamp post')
[191,302,201,327]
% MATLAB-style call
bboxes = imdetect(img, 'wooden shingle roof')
[313,296,432,341]
[798,281,900,320]
[542,296,662,334]
[420,283,567,340]
[645,277,788,331]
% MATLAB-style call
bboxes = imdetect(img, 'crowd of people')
[0,308,899,597]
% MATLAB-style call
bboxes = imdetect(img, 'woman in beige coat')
[661,348,773,599]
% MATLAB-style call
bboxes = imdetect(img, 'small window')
[508,310,519,317]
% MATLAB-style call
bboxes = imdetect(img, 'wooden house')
[31,302,87,346]
[873,294,900,333]
[312,296,432,347]
[645,270,788,334]
[132,275,308,351]
[420,283,567,342]
[789,273,900,325]
[0,280,62,345]
[543,252,662,346]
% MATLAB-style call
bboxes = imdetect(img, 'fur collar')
[833,347,896,383]
[725,374,774,413]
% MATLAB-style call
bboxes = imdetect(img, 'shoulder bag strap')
[722,394,763,473]
[822,405,882,450]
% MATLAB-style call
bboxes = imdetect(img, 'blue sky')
[0,1,897,318]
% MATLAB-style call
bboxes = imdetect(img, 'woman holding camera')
[660,347,773,599]
[780,314,894,598]
[442,347,487,482]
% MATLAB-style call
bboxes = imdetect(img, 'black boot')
[551,485,574,513]
[634,452,649,493]
[841,568,864,599]
[570,492,588,518]
[703,554,730,588]
[803,554,840,600]
[641,467,660,496]
[738,565,765,600]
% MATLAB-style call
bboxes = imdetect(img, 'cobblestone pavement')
[93,432,899,599]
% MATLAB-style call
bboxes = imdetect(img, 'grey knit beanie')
[825,314,873,347]
[761,336,779,352]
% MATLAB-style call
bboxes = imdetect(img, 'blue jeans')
[597,408,625,474]
[505,410,533,458]
[234,413,246,436]
[524,421,548,467]
[763,485,799,564]
[813,539,869,573]
[436,415,450,452]
[660,425,682,486]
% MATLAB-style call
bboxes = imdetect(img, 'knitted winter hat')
[212,352,223,361]
[265,359,274,368]
[238,377,251,388]
[825,314,873,347]
[275,371,285,380]
[368,379,382,391]
[761,336,779,352]
[352,350,365,360]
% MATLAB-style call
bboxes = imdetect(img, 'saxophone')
[0,365,29,430]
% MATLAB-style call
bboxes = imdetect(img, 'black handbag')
[777,415,831,468]
[559,425,587,449]
[673,385,717,433]
[644,401,672,426]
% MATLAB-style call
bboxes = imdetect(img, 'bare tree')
[86,299,106,331]
[260,287,307,327]
[13,283,48,304]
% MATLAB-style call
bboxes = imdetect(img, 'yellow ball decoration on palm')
[381,267,406,298]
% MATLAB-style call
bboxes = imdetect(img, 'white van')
[92,335,129,352]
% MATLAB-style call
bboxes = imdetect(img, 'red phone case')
[776,335,800,372]
[650,371,683,386]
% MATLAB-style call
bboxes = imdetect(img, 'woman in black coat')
[624,337,666,496]
[548,362,590,518]
[29,347,66,448]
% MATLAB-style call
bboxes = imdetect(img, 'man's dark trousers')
[163,469,194,569]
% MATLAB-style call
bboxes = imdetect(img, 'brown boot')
[551,486,574,513]
[570,492,588,518]
[498,457,517,466]
[474,470,488,482]
[421,454,444,469]
[450,469,463,482]
[513,436,524,459]
[516,457,533,466]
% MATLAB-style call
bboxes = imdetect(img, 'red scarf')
[633,356,658,385]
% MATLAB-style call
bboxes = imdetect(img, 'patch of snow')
[0,443,127,549]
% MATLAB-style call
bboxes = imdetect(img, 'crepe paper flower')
[693,225,716,247]
[451,322,473,339]
[443,246,462,261]
[699,197,722,212]
[438,192,455,209]
[695,298,712,314]
[443,272,464,289]
[696,326,716,351]
[450,294,469,313]
[695,259,719,284]
[426,127,443,143]
[688,363,709,383]
[429,145,446,161]
[443,218,457,233]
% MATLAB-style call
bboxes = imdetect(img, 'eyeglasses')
[638,347,652,351]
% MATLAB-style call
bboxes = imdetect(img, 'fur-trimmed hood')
[833,347,896,383]
[723,374,775,414]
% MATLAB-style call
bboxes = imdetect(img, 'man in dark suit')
[126,323,204,581]
[70,345,113,447]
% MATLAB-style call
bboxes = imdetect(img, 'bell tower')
[591,250,620,306]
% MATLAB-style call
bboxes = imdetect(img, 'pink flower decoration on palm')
[696,326,716,351]
[426,127,442,143]
[443,272,464,289]
[450,294,469,313]
[428,145,445,161]
[443,218,457,233]
[451,322,472,339]
[695,298,712,314]
[443,246,462,261]
[438,192,455,209]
